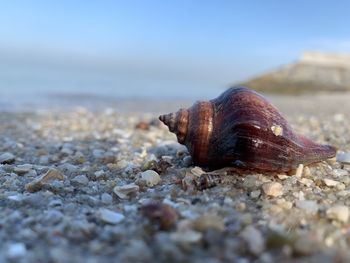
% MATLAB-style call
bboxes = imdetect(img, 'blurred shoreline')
[2,90,350,117]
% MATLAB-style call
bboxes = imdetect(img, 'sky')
[0,1,350,100]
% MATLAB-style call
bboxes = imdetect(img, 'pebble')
[262,182,283,197]
[299,178,313,187]
[25,168,65,192]
[99,208,125,224]
[293,234,320,256]
[141,202,179,230]
[277,174,289,180]
[336,152,350,165]
[295,164,304,178]
[0,152,15,164]
[13,164,33,175]
[94,170,105,180]
[101,193,113,204]
[240,226,265,255]
[139,170,161,187]
[332,169,348,177]
[276,198,293,210]
[250,190,261,198]
[170,230,202,244]
[326,205,349,223]
[71,174,89,186]
[192,214,225,232]
[6,243,27,258]
[44,209,64,224]
[323,178,339,187]
[182,156,192,167]
[113,183,139,199]
[295,200,319,214]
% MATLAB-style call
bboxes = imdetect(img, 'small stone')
[39,156,49,165]
[13,164,33,175]
[337,183,346,191]
[303,166,312,177]
[235,202,246,211]
[182,156,192,167]
[139,170,161,187]
[299,178,313,187]
[250,190,261,198]
[7,243,26,258]
[323,178,339,187]
[92,149,104,158]
[276,199,293,210]
[93,170,105,180]
[7,194,24,202]
[192,214,225,232]
[44,209,64,224]
[240,226,265,255]
[71,174,89,186]
[293,234,320,256]
[336,152,350,165]
[170,230,202,244]
[332,169,348,178]
[113,183,139,199]
[141,202,179,230]
[262,182,283,197]
[326,205,349,223]
[0,152,15,164]
[25,168,65,193]
[99,208,125,224]
[295,164,304,178]
[101,193,113,204]
[295,200,318,214]
[116,159,129,169]
[277,174,289,180]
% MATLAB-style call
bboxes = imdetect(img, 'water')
[0,59,227,111]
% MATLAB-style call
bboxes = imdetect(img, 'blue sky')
[1,1,350,98]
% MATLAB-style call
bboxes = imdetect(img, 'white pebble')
[295,200,318,214]
[295,164,304,178]
[99,208,125,224]
[13,164,33,175]
[323,178,339,187]
[326,205,349,223]
[101,193,113,204]
[332,169,348,177]
[240,226,265,255]
[140,170,161,187]
[262,182,283,197]
[336,152,350,165]
[299,178,313,187]
[7,243,26,258]
[0,152,15,164]
[170,230,202,244]
[113,183,139,199]
[71,175,89,186]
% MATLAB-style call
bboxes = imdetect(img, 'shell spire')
[159,109,189,144]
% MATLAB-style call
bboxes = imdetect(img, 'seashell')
[159,86,336,172]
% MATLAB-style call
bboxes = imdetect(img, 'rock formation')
[241,52,350,94]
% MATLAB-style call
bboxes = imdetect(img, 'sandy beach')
[1,93,350,262]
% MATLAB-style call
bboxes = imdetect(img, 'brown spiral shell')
[159,86,336,172]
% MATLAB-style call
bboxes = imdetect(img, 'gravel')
[1,94,350,262]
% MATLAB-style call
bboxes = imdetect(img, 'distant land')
[240,52,350,94]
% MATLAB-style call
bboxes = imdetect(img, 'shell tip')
[159,112,176,132]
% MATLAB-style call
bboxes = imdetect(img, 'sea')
[0,62,226,112]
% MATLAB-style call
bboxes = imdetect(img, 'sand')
[1,93,350,262]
